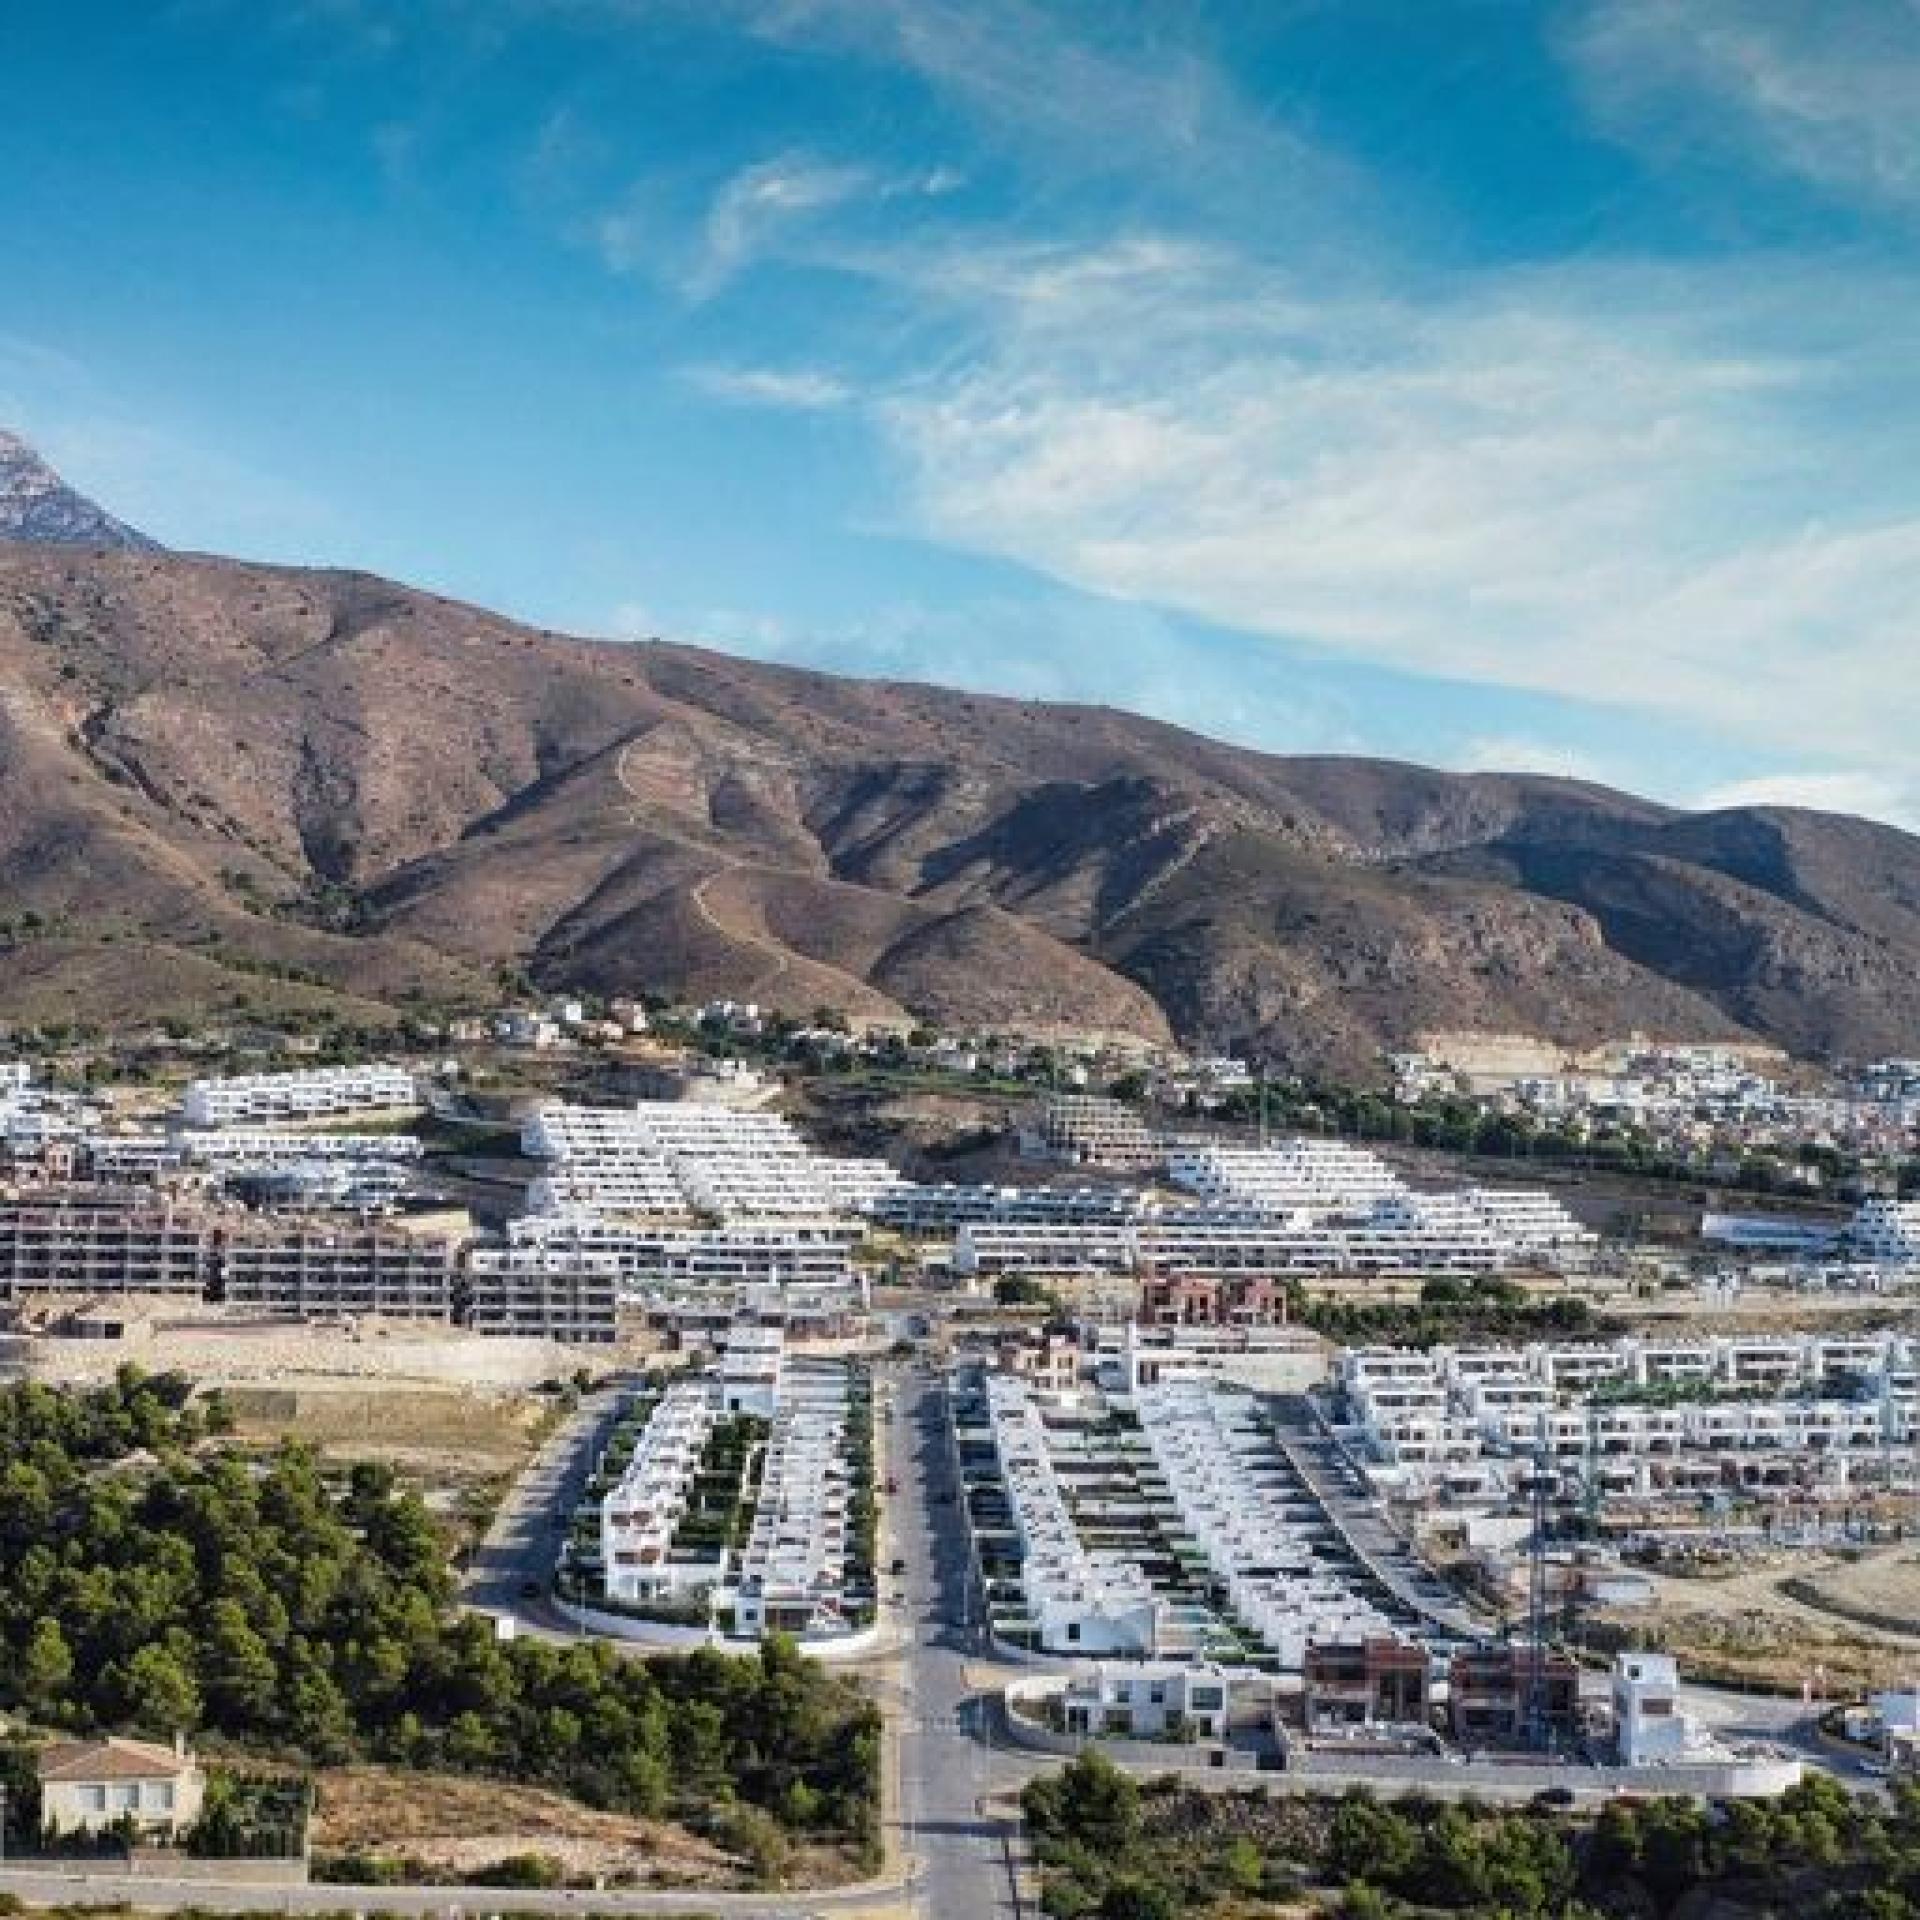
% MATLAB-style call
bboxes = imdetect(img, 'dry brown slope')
[3,542,1919,1067]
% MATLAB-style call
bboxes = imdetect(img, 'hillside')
[1,536,1916,1070]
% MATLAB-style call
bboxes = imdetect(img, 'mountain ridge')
[0,432,1913,1070]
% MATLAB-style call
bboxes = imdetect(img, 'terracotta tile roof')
[36,1737,198,1783]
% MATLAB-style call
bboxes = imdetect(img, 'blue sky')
[4,1,1919,825]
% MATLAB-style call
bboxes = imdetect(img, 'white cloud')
[612,598,797,652]
[1695,769,1920,830]
[855,234,1920,786]
[692,151,872,295]
[595,147,962,295]
[685,364,852,409]
[735,0,1353,225]
[1566,0,1920,209]
[566,1,1920,827]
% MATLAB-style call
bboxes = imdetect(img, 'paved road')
[884,1364,1033,1918]
[463,1385,626,1624]
[1269,1395,1486,1638]
[0,1867,907,1915]
[455,1356,1039,1916]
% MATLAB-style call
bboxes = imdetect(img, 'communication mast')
[1524,1438,1554,1750]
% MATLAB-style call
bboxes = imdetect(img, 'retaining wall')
[13,1854,308,1886]
[999,1678,1262,1773]
[552,1595,884,1662]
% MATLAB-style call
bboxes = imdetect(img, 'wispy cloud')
[545,2,1920,822]
[603,582,1373,755]
[685,364,852,409]
[856,232,1920,792]
[1565,0,1920,211]
[1695,769,1920,831]
[595,146,960,295]
[734,0,1354,226]
[691,150,873,295]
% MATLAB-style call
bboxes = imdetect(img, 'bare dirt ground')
[1613,1546,1920,1694]
[224,1383,554,1534]
[310,1766,738,1886]
[1621,1293,1917,1333]
[226,1382,549,1467]
[1790,1546,1920,1639]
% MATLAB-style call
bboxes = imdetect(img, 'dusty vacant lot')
[1614,1546,1920,1695]
[225,1382,551,1479]
[1788,1545,1920,1638]
[312,1766,737,1886]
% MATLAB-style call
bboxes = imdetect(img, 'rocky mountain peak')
[0,428,160,551]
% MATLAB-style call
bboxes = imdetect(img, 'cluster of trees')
[0,1371,879,1857]
[0,1369,225,1464]
[993,1274,1063,1310]
[1577,1773,1920,1919]
[1207,1080,1920,1201]
[1024,1756,1920,1919]
[844,1369,879,1620]
[1022,1758,1576,1919]
[1298,1276,1601,1348]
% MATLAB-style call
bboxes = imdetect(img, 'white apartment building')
[1166,1141,1408,1217]
[180,1130,424,1169]
[812,1156,905,1214]
[1341,1331,1916,1504]
[732,1360,857,1640]
[523,1101,893,1223]
[1613,1653,1692,1766]
[1162,1145,1593,1272]
[1137,1381,1397,1665]
[1093,1322,1324,1396]
[182,1064,418,1128]
[1,1082,106,1146]
[1056,1662,1235,1741]
[1459,1189,1598,1260]
[509,1212,857,1289]
[528,1160,687,1218]
[718,1324,785,1415]
[525,1102,803,1166]
[986,1375,1164,1655]
[874,1183,1147,1233]
[599,1341,866,1640]
[954,1223,1138,1277]
[83,1135,185,1181]
[600,1382,720,1604]
[1849,1198,1920,1264]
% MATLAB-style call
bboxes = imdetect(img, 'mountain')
[0,536,1917,1072]
[0,432,158,551]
